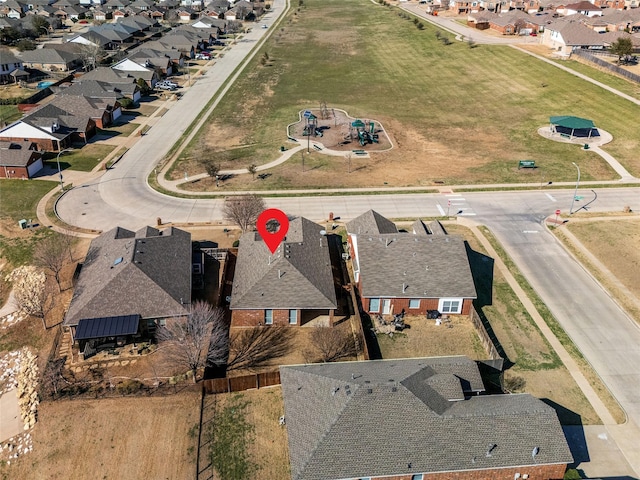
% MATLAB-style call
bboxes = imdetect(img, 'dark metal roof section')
[75,314,140,340]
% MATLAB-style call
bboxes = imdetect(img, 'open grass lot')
[0,392,201,480]
[441,223,602,425]
[0,105,22,125]
[554,218,640,324]
[172,0,639,190]
[202,388,290,479]
[0,180,57,270]
[45,144,115,172]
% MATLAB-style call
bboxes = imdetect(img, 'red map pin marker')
[256,208,289,254]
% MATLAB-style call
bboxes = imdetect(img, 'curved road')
[53,2,640,475]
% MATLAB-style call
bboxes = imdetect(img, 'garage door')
[27,158,43,177]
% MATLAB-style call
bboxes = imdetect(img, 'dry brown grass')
[555,218,640,325]
[202,387,290,479]
[376,314,486,360]
[0,391,201,480]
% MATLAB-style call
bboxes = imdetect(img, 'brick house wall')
[231,308,334,327]
[368,463,567,480]
[0,136,61,152]
[0,165,28,178]
[361,297,473,316]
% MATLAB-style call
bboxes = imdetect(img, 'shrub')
[116,379,144,395]
[232,240,240,247]
[503,375,526,393]
[119,97,134,109]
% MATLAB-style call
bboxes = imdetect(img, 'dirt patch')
[0,392,200,479]
[288,108,393,153]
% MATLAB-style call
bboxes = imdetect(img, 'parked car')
[155,81,176,91]
[195,53,210,60]
[261,24,268,28]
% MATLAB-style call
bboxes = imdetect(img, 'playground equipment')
[350,119,379,146]
[302,113,324,137]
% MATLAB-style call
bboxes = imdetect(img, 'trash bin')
[280,146,286,152]
[583,144,589,150]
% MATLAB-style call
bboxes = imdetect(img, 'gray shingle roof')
[0,141,41,167]
[354,233,477,299]
[281,357,572,480]
[230,217,337,310]
[64,226,192,326]
[346,209,398,235]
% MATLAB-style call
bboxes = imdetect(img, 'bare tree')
[305,326,357,363]
[42,357,67,398]
[7,266,48,320]
[247,164,257,180]
[156,301,229,381]
[79,41,105,72]
[227,326,294,372]
[222,194,266,233]
[33,234,73,292]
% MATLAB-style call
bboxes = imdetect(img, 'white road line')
[436,204,445,216]
[545,193,557,202]
[458,212,476,216]
[523,230,540,233]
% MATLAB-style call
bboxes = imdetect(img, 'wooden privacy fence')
[572,50,640,84]
[471,308,502,364]
[202,370,280,394]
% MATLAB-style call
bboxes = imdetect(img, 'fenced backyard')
[572,50,640,84]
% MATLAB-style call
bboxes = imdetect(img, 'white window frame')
[409,299,421,309]
[411,475,424,480]
[288,309,298,325]
[439,298,463,314]
[369,298,381,313]
[264,309,273,324]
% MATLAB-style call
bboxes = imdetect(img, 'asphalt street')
[51,1,640,474]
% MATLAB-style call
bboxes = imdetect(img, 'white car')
[261,24,268,28]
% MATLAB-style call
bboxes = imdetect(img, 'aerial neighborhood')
[1,0,639,478]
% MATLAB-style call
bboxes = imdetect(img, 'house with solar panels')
[63,226,192,359]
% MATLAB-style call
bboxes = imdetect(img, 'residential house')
[0,49,24,83]
[111,58,158,86]
[68,30,115,50]
[556,1,604,16]
[469,9,548,34]
[0,140,44,179]
[592,0,626,8]
[229,216,338,327]
[92,8,112,20]
[74,66,143,100]
[542,18,607,54]
[63,226,192,358]
[176,6,196,21]
[0,0,28,19]
[103,0,129,10]
[346,210,477,317]
[280,356,573,480]
[54,80,125,120]
[599,9,640,33]
[127,48,176,75]
[18,47,82,72]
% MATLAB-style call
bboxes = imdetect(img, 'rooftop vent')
[331,387,339,396]
[486,444,497,458]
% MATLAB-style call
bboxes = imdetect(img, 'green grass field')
[44,144,115,172]
[176,0,640,187]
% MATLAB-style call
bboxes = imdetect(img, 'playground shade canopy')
[549,116,595,129]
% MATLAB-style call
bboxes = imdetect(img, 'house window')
[439,298,462,314]
[289,309,298,325]
[264,309,273,324]
[369,298,381,313]
[409,299,421,309]
[411,475,424,480]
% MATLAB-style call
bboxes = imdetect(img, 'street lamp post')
[56,148,72,191]
[570,161,580,214]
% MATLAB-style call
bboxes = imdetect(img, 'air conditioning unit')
[341,253,350,260]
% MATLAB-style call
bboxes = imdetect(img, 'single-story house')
[281,356,573,480]
[64,226,192,358]
[346,210,477,318]
[0,49,24,84]
[18,47,82,72]
[230,216,338,327]
[556,1,604,16]
[0,140,44,179]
